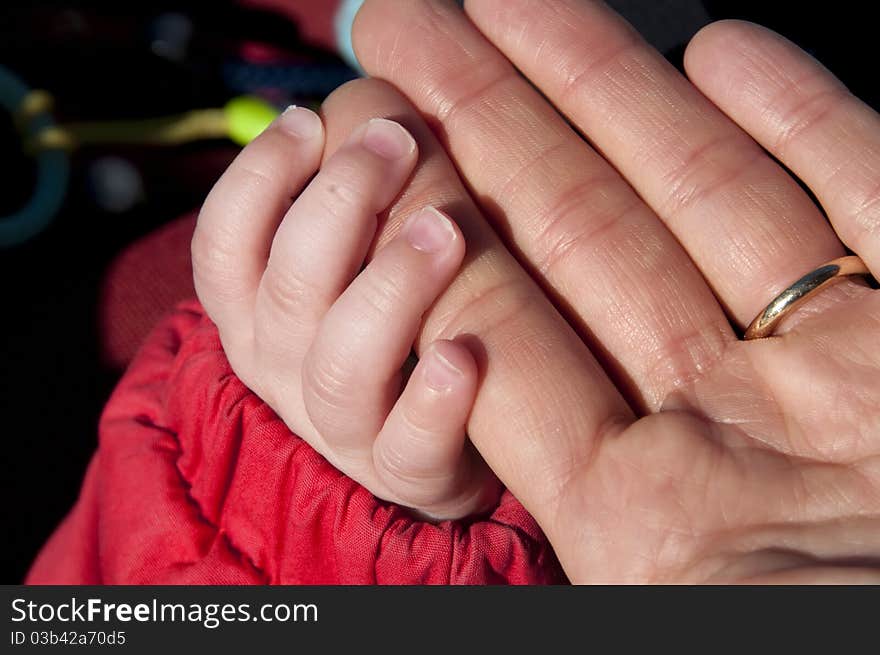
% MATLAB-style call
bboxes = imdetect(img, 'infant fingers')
[300,204,499,518]
[255,118,418,350]
[302,206,465,454]
[193,107,324,354]
[198,104,498,519]
[373,340,499,519]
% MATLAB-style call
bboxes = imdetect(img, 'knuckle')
[396,404,440,451]
[260,266,315,318]
[302,350,357,421]
[557,34,642,105]
[772,86,850,159]
[190,218,232,282]
[212,163,282,221]
[657,133,759,223]
[533,180,636,278]
[190,221,250,308]
[436,67,514,126]
[357,269,408,319]
[374,437,456,502]
[235,161,279,193]
[374,441,421,484]
[844,178,880,241]
[437,277,536,341]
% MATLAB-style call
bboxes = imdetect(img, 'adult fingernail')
[423,347,463,391]
[404,206,456,253]
[361,118,416,160]
[278,106,322,139]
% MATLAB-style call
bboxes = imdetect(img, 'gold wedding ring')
[744,255,870,340]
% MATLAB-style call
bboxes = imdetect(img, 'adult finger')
[685,20,880,278]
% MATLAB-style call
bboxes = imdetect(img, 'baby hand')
[192,107,498,519]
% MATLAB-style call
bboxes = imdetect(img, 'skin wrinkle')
[710,197,781,292]
[437,69,519,128]
[771,88,853,162]
[485,138,575,227]
[723,192,794,278]
[720,28,852,145]
[755,326,879,461]
[400,4,514,129]
[415,252,513,344]
[578,417,717,581]
[192,221,255,295]
[810,114,869,188]
[195,193,276,290]
[656,132,762,226]
[742,42,847,138]
[599,220,724,334]
[556,36,645,110]
[687,22,880,277]
[842,166,880,239]
[576,235,724,406]
[713,428,874,527]
[658,138,836,308]
[374,437,458,487]
[532,186,641,280]
[589,53,696,156]
[429,277,534,346]
[260,246,325,315]
[458,93,564,187]
[641,325,727,399]
[723,515,880,564]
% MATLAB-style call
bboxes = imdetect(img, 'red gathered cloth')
[27,302,563,584]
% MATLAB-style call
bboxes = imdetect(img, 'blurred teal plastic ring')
[0,65,70,247]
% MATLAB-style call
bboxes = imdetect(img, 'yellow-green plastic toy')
[224,96,280,146]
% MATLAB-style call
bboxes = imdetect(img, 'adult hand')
[352,0,880,582]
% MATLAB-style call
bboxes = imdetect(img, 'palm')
[562,287,880,582]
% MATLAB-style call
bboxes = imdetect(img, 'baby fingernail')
[404,206,456,253]
[278,106,322,139]
[424,347,463,391]
[362,118,416,160]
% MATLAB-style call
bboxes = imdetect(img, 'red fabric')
[99,213,199,370]
[28,301,563,584]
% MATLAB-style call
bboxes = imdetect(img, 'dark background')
[1,0,876,582]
